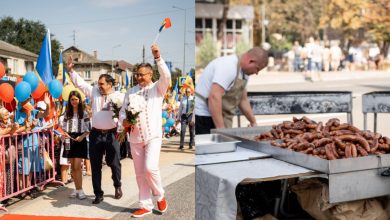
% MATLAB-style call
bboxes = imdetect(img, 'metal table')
[196,158,315,220]
[214,127,390,203]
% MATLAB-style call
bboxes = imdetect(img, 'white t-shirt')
[195,55,247,117]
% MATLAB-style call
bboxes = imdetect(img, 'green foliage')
[269,35,293,51]
[196,33,218,68]
[235,40,250,56]
[0,16,61,75]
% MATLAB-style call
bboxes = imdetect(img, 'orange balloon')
[0,63,5,79]
[0,83,15,103]
[16,77,23,85]
[31,81,46,99]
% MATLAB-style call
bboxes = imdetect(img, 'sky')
[2,0,195,73]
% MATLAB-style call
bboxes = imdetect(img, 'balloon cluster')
[0,63,64,117]
[0,63,65,102]
[162,111,175,133]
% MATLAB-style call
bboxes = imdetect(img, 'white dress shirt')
[69,71,124,130]
[178,95,194,116]
[119,57,171,144]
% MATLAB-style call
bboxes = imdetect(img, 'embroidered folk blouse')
[59,111,91,133]
[119,57,171,144]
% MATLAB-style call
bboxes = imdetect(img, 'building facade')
[63,46,133,88]
[0,40,38,77]
[196,0,254,56]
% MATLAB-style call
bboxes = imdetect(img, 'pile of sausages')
[255,116,390,160]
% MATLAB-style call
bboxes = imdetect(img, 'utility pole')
[73,30,76,46]
[173,6,187,75]
[142,45,145,63]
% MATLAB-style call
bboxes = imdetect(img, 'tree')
[364,0,390,58]
[235,39,250,55]
[218,0,230,54]
[196,33,218,68]
[320,0,367,48]
[266,0,322,43]
[0,16,61,75]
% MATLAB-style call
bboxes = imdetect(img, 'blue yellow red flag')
[36,30,53,85]
[159,18,171,32]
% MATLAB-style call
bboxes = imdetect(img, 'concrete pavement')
[2,135,195,219]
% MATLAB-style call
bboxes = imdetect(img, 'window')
[205,19,212,29]
[84,71,91,80]
[25,61,34,72]
[196,18,202,28]
[236,20,242,29]
[13,59,18,73]
[226,19,233,29]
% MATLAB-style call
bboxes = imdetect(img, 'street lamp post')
[112,44,121,74]
[173,5,186,75]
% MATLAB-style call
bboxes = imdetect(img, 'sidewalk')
[248,70,390,85]
[2,135,194,219]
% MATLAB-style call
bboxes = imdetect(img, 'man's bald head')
[240,47,268,75]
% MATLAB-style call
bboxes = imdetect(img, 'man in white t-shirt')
[195,47,268,134]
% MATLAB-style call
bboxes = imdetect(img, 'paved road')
[2,135,195,219]
[113,173,195,220]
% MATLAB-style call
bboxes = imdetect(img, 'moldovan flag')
[125,69,129,88]
[159,18,171,32]
[36,30,54,85]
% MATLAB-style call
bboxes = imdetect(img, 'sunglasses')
[135,72,151,78]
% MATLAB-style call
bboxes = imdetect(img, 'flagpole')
[153,32,160,44]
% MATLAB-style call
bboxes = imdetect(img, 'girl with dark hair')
[59,90,91,199]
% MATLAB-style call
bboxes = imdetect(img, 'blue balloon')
[162,111,168,118]
[164,126,170,133]
[48,80,63,99]
[166,117,175,127]
[23,71,39,92]
[15,81,31,102]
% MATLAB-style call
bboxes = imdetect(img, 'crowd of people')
[0,44,195,218]
[277,37,385,72]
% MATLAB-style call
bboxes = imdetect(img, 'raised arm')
[152,44,171,95]
[66,55,93,97]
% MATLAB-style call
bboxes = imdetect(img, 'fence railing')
[0,129,63,211]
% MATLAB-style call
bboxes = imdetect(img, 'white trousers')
[131,138,165,210]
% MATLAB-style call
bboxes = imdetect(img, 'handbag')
[43,149,54,171]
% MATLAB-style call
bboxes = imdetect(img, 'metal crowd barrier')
[236,91,353,127]
[0,129,63,211]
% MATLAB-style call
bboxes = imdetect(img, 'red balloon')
[4,99,16,112]
[16,77,23,85]
[0,62,5,79]
[0,83,15,103]
[31,80,46,99]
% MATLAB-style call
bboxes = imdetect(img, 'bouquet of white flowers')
[110,97,123,123]
[117,93,144,144]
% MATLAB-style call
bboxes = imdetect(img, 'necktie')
[185,96,189,115]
